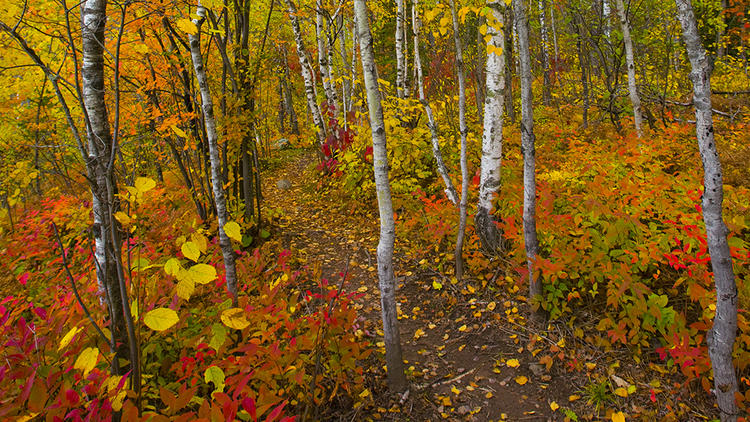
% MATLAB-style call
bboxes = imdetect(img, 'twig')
[51,223,112,348]
[414,367,477,390]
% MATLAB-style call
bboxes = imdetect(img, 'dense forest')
[0,0,749,420]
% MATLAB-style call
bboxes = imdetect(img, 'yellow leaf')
[359,389,371,399]
[451,385,460,395]
[458,324,467,332]
[614,387,628,397]
[221,308,250,330]
[506,359,520,368]
[204,366,225,392]
[74,347,99,377]
[58,326,83,351]
[432,280,443,290]
[143,308,179,331]
[568,394,580,402]
[176,18,198,35]
[114,211,131,226]
[413,328,425,339]
[223,221,242,242]
[611,411,626,422]
[134,177,155,193]
[585,362,596,370]
[188,263,217,284]
[485,391,493,398]
[181,241,200,262]
[191,232,208,252]
[171,125,188,138]
[176,277,195,300]
[487,301,496,311]
[550,401,559,411]
[164,258,182,276]
[515,375,528,385]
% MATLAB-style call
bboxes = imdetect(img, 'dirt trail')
[263,150,570,421]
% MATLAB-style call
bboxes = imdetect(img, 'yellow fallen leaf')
[515,375,528,385]
[414,328,425,339]
[485,391,493,398]
[487,301,497,311]
[550,401,559,411]
[432,280,443,290]
[359,389,371,398]
[614,387,628,397]
[568,394,580,402]
[611,411,626,422]
[458,324,467,332]
[451,385,460,395]
[585,362,596,370]
[506,359,520,368]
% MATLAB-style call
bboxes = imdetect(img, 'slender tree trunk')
[575,15,590,128]
[676,1,738,419]
[475,16,486,122]
[188,4,239,306]
[282,47,300,135]
[353,0,407,393]
[413,0,458,205]
[285,0,327,145]
[504,7,516,124]
[716,0,727,57]
[448,0,470,280]
[339,15,351,123]
[615,0,643,137]
[396,0,406,98]
[514,0,544,325]
[475,2,506,256]
[538,0,551,105]
[317,0,339,116]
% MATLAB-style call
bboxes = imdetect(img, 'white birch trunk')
[317,0,340,117]
[353,0,407,393]
[676,1,739,419]
[285,0,327,144]
[615,0,643,137]
[448,0,470,280]
[514,0,544,323]
[413,0,458,205]
[395,0,406,98]
[475,1,506,255]
[188,4,238,306]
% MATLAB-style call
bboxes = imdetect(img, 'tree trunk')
[615,0,643,137]
[188,4,239,306]
[285,0,327,145]
[316,0,339,117]
[448,0,470,280]
[538,0,551,105]
[282,47,300,135]
[353,0,407,393]
[575,15,590,129]
[675,1,739,419]
[475,2,506,256]
[396,0,406,98]
[413,0,458,205]
[716,0,727,57]
[504,6,516,124]
[514,0,544,325]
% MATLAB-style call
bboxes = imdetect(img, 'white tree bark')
[615,0,643,137]
[448,0,470,280]
[285,0,327,144]
[353,0,407,393]
[316,0,340,117]
[676,1,738,419]
[395,0,406,98]
[413,0,458,205]
[188,4,239,306]
[475,2,506,255]
[538,0,551,105]
[514,0,543,324]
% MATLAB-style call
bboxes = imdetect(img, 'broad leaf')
[144,308,179,331]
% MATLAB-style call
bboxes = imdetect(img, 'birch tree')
[514,0,544,324]
[475,2,506,255]
[285,0,328,145]
[188,3,239,306]
[675,0,739,418]
[353,0,407,392]
[615,0,643,137]
[316,0,340,115]
[413,0,458,205]
[448,0,470,280]
[395,0,406,98]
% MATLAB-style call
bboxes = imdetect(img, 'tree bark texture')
[615,0,643,137]
[396,0,406,98]
[676,0,739,419]
[353,0,407,393]
[188,4,239,306]
[475,2,506,256]
[514,0,544,324]
[449,0,470,280]
[316,0,339,117]
[413,0,458,205]
[538,0,551,105]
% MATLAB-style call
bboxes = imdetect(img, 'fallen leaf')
[515,375,528,385]
[550,401,559,411]
[506,359,520,368]
[611,411,625,422]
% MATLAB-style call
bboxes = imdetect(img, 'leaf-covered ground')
[261,149,715,421]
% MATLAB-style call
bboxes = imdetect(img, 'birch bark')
[353,0,407,393]
[676,0,738,419]
[316,0,340,116]
[188,3,239,306]
[396,0,406,98]
[514,0,544,324]
[475,2,506,255]
[285,0,328,145]
[615,0,643,137]
[413,0,458,205]
[448,0,470,280]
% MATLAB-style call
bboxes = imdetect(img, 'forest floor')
[262,149,591,421]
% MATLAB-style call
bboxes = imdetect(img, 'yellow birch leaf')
[515,375,528,385]
[164,258,182,276]
[58,326,83,351]
[144,308,179,331]
[614,387,628,397]
[74,347,99,377]
[191,232,208,252]
[550,401,559,411]
[611,411,626,422]
[188,263,217,284]
[204,366,225,392]
[134,177,155,193]
[114,211,131,225]
[176,278,195,300]
[221,308,250,330]
[181,241,200,262]
[487,301,497,311]
[432,279,443,290]
[223,221,242,242]
[506,359,520,368]
[458,324,467,332]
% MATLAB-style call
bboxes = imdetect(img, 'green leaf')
[260,229,271,239]
[188,263,217,284]
[74,347,99,377]
[204,366,225,392]
[144,308,179,331]
[241,235,253,248]
[209,323,228,351]
[223,221,242,242]
[181,241,200,262]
